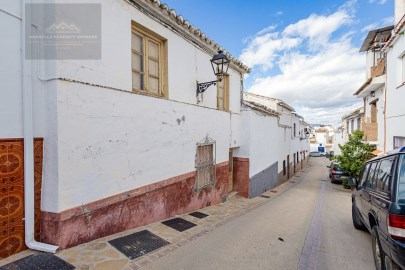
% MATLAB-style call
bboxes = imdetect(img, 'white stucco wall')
[0,2,49,138]
[1,0,246,212]
[333,130,345,155]
[238,104,309,179]
[42,81,232,212]
[51,0,243,112]
[239,110,279,177]
[386,26,405,151]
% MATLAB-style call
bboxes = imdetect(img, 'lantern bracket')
[196,79,221,96]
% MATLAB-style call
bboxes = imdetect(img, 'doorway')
[228,149,234,192]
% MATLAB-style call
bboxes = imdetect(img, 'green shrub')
[334,130,373,178]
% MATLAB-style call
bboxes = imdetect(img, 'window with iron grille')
[195,137,216,191]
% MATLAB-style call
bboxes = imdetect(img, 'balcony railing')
[370,58,385,78]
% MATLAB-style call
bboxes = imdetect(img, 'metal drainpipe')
[383,57,387,153]
[22,0,59,253]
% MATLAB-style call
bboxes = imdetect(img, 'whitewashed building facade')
[384,0,405,151]
[354,26,392,153]
[234,93,310,198]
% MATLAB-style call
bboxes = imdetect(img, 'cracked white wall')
[53,81,232,212]
[44,0,243,213]
[0,0,244,213]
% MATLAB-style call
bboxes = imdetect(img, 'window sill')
[132,89,167,99]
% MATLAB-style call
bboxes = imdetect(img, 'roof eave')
[127,0,251,74]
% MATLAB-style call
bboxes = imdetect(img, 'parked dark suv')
[327,161,348,183]
[352,146,405,270]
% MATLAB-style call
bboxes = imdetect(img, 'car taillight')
[388,214,405,240]
[332,169,336,173]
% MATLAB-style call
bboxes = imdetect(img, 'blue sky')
[164,0,394,125]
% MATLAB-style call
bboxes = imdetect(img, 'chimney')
[395,0,405,25]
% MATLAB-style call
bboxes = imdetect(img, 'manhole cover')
[162,217,197,232]
[189,211,209,219]
[0,253,75,270]
[260,195,270,198]
[108,230,169,260]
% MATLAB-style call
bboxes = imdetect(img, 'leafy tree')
[335,130,373,178]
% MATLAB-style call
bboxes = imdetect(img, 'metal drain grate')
[260,195,271,198]
[0,253,75,270]
[162,217,197,232]
[189,211,209,219]
[108,230,169,260]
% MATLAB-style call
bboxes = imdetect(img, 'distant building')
[309,125,335,154]
[235,93,310,198]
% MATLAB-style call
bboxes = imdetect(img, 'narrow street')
[144,158,375,270]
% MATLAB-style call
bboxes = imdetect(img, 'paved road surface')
[144,157,375,270]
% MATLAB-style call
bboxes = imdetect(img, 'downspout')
[22,0,59,253]
[383,56,387,153]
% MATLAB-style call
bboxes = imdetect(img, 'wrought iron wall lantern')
[196,50,230,100]
[300,131,310,141]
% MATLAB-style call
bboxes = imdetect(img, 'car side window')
[359,163,371,187]
[375,158,394,194]
[398,156,405,203]
[370,162,382,190]
[364,162,378,189]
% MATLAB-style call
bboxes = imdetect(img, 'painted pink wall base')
[40,162,229,249]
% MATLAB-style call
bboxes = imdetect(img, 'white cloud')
[240,1,365,125]
[369,0,387,4]
[276,11,283,16]
[362,16,394,32]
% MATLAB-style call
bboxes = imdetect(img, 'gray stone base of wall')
[249,162,278,198]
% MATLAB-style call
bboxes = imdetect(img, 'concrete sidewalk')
[0,167,309,270]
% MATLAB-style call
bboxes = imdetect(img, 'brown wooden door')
[0,139,43,259]
[228,149,233,192]
[0,140,26,259]
[371,102,377,123]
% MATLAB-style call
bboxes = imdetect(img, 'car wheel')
[372,226,386,270]
[352,202,366,230]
